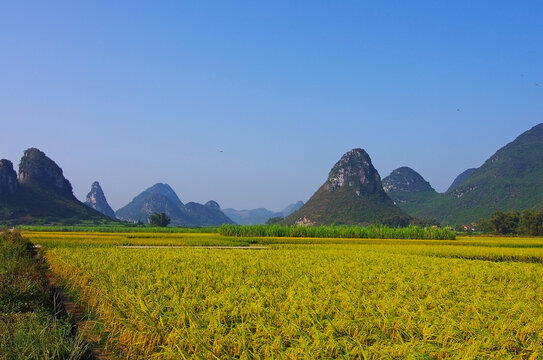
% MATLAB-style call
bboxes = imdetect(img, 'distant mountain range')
[0,148,300,226]
[115,183,233,226]
[3,123,543,227]
[283,149,410,226]
[222,201,304,225]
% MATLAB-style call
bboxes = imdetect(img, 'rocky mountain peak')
[283,148,408,226]
[0,159,18,196]
[84,181,116,219]
[382,167,435,194]
[17,148,73,196]
[326,148,384,195]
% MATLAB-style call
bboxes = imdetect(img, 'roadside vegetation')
[0,229,88,359]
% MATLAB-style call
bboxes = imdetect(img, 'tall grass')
[219,224,456,240]
[0,230,88,359]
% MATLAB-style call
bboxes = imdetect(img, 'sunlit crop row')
[42,233,543,359]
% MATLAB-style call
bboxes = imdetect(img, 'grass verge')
[0,229,89,360]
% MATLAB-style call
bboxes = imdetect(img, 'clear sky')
[1,1,542,211]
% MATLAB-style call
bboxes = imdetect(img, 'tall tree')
[149,212,171,227]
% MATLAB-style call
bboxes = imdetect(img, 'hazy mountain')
[222,208,279,225]
[222,201,305,225]
[283,149,410,226]
[116,183,189,224]
[0,148,109,225]
[204,200,221,210]
[115,183,233,226]
[84,181,116,219]
[184,201,234,226]
[446,168,476,193]
[281,201,304,217]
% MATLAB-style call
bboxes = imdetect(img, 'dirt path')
[43,259,116,359]
[51,284,114,359]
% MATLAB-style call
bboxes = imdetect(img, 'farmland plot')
[26,232,543,359]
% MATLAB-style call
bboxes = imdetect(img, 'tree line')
[481,210,543,235]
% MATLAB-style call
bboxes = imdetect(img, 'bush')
[148,213,171,227]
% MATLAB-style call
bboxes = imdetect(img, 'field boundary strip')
[117,245,268,249]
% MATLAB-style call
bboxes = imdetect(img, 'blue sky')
[1,1,542,211]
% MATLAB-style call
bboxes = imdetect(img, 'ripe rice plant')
[41,231,543,359]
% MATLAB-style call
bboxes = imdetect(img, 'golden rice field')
[25,231,543,359]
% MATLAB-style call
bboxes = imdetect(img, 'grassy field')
[24,231,543,359]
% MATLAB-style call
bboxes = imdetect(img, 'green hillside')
[446,168,476,193]
[396,124,543,224]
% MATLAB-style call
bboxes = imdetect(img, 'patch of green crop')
[218,224,456,240]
